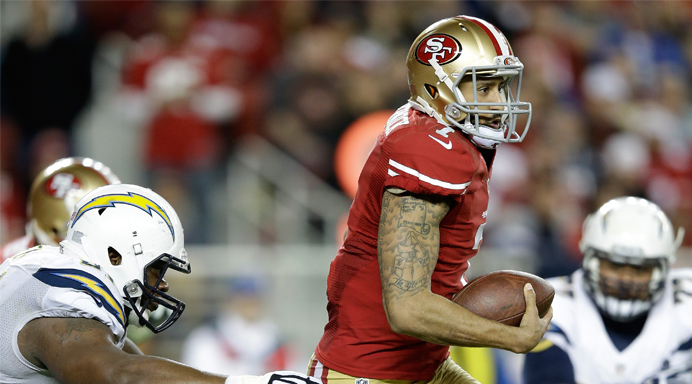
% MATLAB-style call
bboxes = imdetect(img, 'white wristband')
[226,372,323,384]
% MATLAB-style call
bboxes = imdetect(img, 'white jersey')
[540,268,692,384]
[0,234,36,264]
[0,245,127,383]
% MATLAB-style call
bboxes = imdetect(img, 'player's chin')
[146,302,159,311]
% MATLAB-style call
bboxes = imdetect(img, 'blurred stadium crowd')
[3,0,692,380]
[4,0,692,276]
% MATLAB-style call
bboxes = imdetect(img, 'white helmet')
[580,196,684,321]
[63,184,190,333]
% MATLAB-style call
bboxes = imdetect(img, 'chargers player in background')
[0,157,120,263]
[310,15,551,384]
[0,183,321,384]
[523,197,691,384]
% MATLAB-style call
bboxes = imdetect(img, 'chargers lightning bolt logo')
[34,268,126,327]
[72,192,174,240]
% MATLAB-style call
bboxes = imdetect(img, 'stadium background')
[2,1,692,382]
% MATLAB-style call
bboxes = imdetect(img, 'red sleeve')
[383,129,479,200]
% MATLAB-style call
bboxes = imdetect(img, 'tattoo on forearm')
[379,192,444,297]
[60,319,102,343]
[397,197,431,235]
[388,231,431,291]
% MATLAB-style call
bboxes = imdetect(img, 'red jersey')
[315,104,494,380]
[0,234,36,264]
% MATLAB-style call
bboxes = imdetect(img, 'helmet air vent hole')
[424,84,439,99]
[98,208,107,215]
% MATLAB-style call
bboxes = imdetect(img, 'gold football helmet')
[27,157,121,245]
[406,15,531,146]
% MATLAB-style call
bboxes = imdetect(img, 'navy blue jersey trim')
[678,337,692,351]
[546,323,571,346]
[33,268,125,327]
[523,342,575,384]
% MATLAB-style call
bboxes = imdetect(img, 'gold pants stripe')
[306,354,480,384]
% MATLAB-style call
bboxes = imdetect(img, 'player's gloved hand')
[514,283,553,354]
[225,371,323,384]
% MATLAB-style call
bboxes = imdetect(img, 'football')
[452,270,555,326]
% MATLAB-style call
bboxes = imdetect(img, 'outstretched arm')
[19,317,227,384]
[378,190,552,353]
[18,317,319,384]
[122,337,144,355]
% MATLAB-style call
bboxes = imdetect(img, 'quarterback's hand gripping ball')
[453,270,554,326]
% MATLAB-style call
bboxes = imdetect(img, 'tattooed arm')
[378,190,552,353]
[17,317,227,384]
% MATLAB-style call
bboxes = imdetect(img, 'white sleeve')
[33,266,128,346]
[226,372,323,384]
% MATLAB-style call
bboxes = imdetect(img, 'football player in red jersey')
[0,157,120,263]
[310,16,552,383]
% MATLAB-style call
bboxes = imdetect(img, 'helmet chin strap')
[408,98,448,125]
[429,58,456,90]
[123,293,151,327]
[469,134,502,149]
[466,122,505,149]
[411,96,504,149]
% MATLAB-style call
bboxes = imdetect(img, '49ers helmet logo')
[45,173,82,199]
[415,34,461,66]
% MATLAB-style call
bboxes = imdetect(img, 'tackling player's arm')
[378,190,552,353]
[19,317,228,383]
[122,337,144,355]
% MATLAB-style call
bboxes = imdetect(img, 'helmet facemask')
[123,252,191,333]
[428,57,532,147]
[445,63,531,143]
[582,248,667,322]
